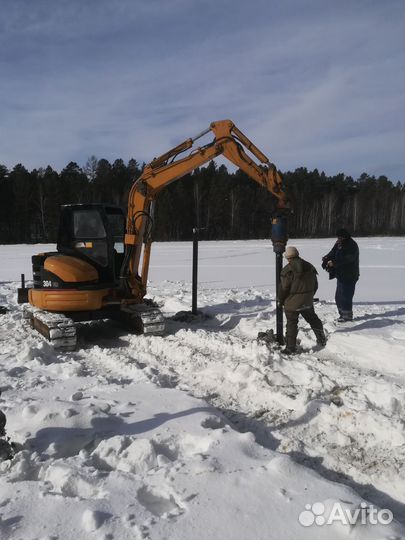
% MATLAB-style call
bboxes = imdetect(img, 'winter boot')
[314,329,327,347]
[337,310,353,322]
[283,334,297,355]
[283,346,297,355]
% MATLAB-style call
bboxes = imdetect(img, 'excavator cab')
[57,204,125,283]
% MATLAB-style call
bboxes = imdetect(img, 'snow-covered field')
[0,237,404,540]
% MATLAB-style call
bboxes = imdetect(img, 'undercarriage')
[23,303,165,351]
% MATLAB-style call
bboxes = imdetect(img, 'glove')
[322,258,334,271]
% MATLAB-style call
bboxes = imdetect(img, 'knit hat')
[336,228,350,239]
[284,246,299,259]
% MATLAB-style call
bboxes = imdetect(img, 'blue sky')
[0,0,403,181]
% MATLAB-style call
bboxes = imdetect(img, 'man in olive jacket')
[278,246,326,354]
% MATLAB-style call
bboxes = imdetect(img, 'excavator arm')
[121,120,288,301]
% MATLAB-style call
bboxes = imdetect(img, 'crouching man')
[278,246,326,354]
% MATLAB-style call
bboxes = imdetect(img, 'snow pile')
[0,238,404,539]
[1,374,402,540]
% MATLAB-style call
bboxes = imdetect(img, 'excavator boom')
[122,120,288,297]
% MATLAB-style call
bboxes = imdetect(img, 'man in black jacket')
[322,228,359,322]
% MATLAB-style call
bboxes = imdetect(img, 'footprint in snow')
[82,509,111,532]
[200,415,225,430]
[137,485,184,518]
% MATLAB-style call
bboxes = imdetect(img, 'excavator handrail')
[121,120,289,299]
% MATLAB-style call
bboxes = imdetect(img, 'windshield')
[73,209,106,239]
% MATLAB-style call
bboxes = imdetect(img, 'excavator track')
[23,306,77,351]
[120,304,166,336]
[22,303,165,351]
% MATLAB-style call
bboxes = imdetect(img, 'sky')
[0,0,404,181]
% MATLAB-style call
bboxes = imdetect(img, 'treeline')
[0,157,404,243]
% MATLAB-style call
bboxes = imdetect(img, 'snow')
[0,237,404,540]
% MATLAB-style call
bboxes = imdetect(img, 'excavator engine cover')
[44,255,98,283]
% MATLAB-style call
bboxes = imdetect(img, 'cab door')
[57,204,125,285]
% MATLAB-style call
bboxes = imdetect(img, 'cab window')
[72,209,108,267]
[73,210,106,239]
[106,211,125,254]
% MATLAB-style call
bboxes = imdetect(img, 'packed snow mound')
[92,435,158,473]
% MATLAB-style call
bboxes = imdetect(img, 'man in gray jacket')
[278,246,326,354]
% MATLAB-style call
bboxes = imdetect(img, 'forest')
[0,157,404,243]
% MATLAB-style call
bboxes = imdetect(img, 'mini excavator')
[18,120,288,350]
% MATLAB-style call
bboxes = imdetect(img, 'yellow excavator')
[18,120,288,349]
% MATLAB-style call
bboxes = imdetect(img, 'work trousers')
[335,279,356,320]
[285,306,324,349]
